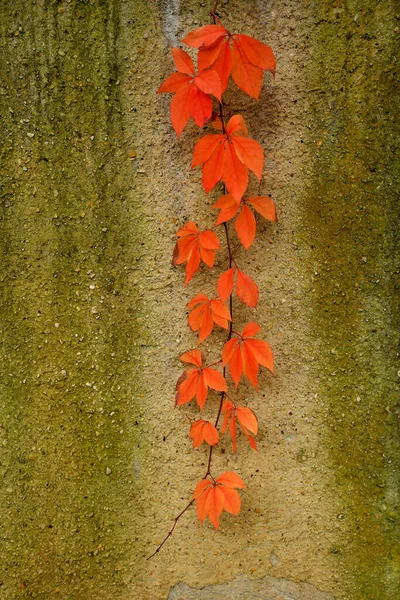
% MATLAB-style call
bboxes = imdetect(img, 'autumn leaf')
[217,266,259,307]
[173,222,220,286]
[192,115,263,201]
[183,24,275,99]
[190,419,219,447]
[213,194,277,249]
[192,471,246,529]
[222,322,273,388]
[158,48,222,138]
[188,293,231,343]
[221,399,258,452]
[176,349,227,409]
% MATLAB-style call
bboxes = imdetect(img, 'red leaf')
[192,470,245,529]
[183,24,227,48]
[172,48,195,74]
[246,196,277,221]
[203,367,227,392]
[158,72,192,93]
[216,471,246,489]
[180,349,202,367]
[190,420,219,447]
[241,321,261,338]
[188,87,213,128]
[217,268,234,302]
[192,134,224,168]
[234,34,276,73]
[231,39,263,100]
[235,204,256,249]
[235,268,259,307]
[222,140,248,201]
[194,69,222,101]
[230,135,264,180]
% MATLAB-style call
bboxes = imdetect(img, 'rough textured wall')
[0,1,398,600]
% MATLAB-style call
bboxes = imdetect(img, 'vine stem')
[147,499,195,560]
[148,10,235,561]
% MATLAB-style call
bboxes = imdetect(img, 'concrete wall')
[0,1,398,598]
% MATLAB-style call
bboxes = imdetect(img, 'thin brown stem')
[147,499,195,560]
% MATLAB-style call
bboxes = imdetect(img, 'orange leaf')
[180,349,202,367]
[216,471,246,489]
[222,141,248,201]
[190,420,219,447]
[170,85,191,139]
[226,114,248,136]
[192,471,245,529]
[235,204,256,249]
[236,407,258,435]
[188,86,213,128]
[235,34,276,73]
[198,306,214,343]
[192,134,224,168]
[202,367,227,392]
[175,369,198,405]
[235,268,259,307]
[222,322,273,388]
[174,224,220,285]
[182,24,227,48]
[241,341,259,388]
[213,194,240,225]
[158,72,192,93]
[246,196,277,221]
[230,135,264,180]
[241,321,261,338]
[231,39,263,100]
[172,48,195,74]
[245,338,274,373]
[194,69,222,101]
[227,343,243,388]
[201,141,225,193]
[217,268,234,302]
[158,49,222,137]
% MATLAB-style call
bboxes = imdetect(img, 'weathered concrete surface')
[0,1,398,599]
[169,574,336,600]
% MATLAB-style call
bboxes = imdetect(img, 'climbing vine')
[149,5,276,558]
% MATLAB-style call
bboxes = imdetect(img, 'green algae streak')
[0,1,152,597]
[302,2,400,598]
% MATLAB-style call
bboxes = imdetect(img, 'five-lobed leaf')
[222,400,258,452]
[192,471,246,529]
[192,115,263,201]
[222,322,274,388]
[158,48,222,138]
[176,350,227,410]
[183,23,275,99]
[188,294,231,343]
[217,266,259,307]
[213,194,277,249]
[190,419,219,447]
[173,222,220,286]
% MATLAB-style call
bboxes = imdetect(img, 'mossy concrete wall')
[0,1,398,599]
